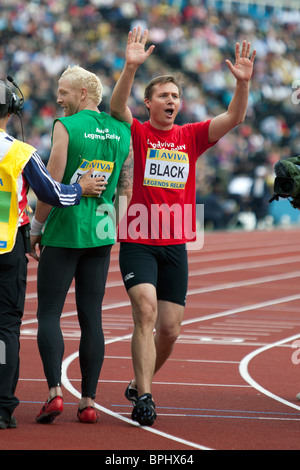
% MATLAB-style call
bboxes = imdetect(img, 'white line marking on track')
[24,269,300,310]
[188,270,300,295]
[23,249,300,448]
[22,292,300,329]
[239,333,300,412]
[58,293,300,450]
[61,338,212,451]
[26,261,300,290]
[188,245,300,264]
[189,255,300,277]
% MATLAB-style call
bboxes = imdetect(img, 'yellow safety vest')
[0,133,35,254]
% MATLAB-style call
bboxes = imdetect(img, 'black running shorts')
[119,242,188,306]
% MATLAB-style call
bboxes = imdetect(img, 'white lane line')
[26,254,300,284]
[24,268,300,303]
[188,245,300,264]
[61,339,212,451]
[189,256,300,277]
[22,293,300,329]
[59,293,300,450]
[188,270,300,295]
[24,249,300,447]
[239,334,300,411]
[182,293,300,325]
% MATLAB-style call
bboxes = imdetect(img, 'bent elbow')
[238,113,246,125]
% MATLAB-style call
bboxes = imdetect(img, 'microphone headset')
[6,75,25,140]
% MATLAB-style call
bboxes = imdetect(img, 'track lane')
[3,228,300,450]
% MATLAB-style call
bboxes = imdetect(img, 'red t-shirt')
[118,118,216,245]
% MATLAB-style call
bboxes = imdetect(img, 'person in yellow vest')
[0,80,106,429]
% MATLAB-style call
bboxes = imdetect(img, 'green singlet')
[41,110,130,248]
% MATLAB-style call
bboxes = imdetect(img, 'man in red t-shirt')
[111,27,256,426]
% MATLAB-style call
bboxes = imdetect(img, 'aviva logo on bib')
[144,148,189,189]
[70,158,114,190]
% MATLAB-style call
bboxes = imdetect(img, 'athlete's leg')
[37,246,77,397]
[119,243,160,397]
[153,244,188,374]
[0,232,27,422]
[75,245,111,410]
[154,300,184,374]
[127,283,158,397]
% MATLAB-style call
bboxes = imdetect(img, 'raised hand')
[126,26,155,67]
[225,41,256,82]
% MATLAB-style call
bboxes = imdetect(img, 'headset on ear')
[6,76,24,115]
[5,76,25,141]
[7,91,22,115]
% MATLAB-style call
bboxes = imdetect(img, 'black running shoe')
[125,381,138,405]
[0,415,17,429]
[131,393,157,426]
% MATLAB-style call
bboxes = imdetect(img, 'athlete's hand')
[126,26,155,67]
[30,234,42,261]
[225,41,256,83]
[79,169,107,196]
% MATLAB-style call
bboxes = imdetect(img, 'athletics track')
[2,227,300,452]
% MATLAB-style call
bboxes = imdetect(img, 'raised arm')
[208,41,256,143]
[110,27,155,124]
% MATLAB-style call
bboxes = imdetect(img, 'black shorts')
[119,242,188,306]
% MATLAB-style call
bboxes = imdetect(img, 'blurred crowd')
[1,0,300,229]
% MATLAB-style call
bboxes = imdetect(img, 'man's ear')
[144,98,151,110]
[81,87,88,100]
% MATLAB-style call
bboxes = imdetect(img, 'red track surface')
[2,227,300,451]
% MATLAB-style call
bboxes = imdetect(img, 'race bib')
[143,148,189,189]
[70,158,114,185]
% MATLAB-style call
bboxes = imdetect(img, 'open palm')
[226,41,256,82]
[126,27,155,67]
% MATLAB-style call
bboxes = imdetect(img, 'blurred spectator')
[1,0,300,228]
[249,165,272,227]
[196,178,237,230]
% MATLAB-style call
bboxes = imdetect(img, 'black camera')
[269,156,300,208]
[273,176,295,197]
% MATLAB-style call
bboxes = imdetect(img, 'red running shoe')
[35,396,63,424]
[77,406,99,423]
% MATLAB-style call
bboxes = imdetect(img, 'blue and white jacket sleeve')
[23,151,82,207]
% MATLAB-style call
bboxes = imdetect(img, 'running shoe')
[0,415,17,429]
[131,393,157,426]
[77,406,99,423]
[125,381,138,405]
[35,396,63,424]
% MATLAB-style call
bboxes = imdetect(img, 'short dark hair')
[144,75,183,101]
[0,82,12,118]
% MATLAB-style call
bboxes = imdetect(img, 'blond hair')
[60,65,103,105]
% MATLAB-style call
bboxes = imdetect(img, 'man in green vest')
[31,65,133,424]
[0,80,105,430]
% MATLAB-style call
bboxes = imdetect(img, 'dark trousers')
[37,244,111,399]
[0,231,27,420]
